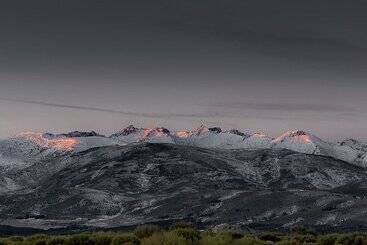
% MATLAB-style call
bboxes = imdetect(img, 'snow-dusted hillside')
[272,130,358,165]
[1,126,366,170]
[44,132,122,152]
[271,130,362,166]
[1,143,367,230]
[0,132,64,166]
[338,139,367,167]
[173,125,273,149]
[173,125,249,148]
[339,138,367,152]
[0,132,122,171]
[272,130,325,155]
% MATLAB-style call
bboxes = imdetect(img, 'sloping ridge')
[1,143,367,230]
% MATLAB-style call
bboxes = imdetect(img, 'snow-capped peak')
[227,129,248,137]
[271,130,364,166]
[194,125,210,135]
[175,130,194,138]
[272,130,324,154]
[273,130,319,144]
[13,132,78,152]
[111,126,174,144]
[110,125,142,137]
[142,127,171,139]
[173,126,271,149]
[175,125,223,138]
[44,131,101,139]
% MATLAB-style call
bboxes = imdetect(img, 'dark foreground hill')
[0,143,367,232]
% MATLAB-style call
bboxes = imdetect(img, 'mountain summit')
[272,130,324,154]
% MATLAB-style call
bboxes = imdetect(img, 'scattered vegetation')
[1,225,367,245]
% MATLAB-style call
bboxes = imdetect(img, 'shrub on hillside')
[47,237,67,245]
[333,233,367,245]
[173,222,195,229]
[7,237,24,242]
[199,232,234,245]
[258,232,282,242]
[111,235,139,245]
[66,234,94,245]
[290,227,316,236]
[134,225,161,239]
[232,235,265,245]
[141,232,187,245]
[317,234,340,245]
[91,233,113,245]
[172,228,200,243]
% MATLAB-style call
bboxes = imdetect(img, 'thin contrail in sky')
[0,97,222,119]
[0,97,353,121]
[0,97,171,118]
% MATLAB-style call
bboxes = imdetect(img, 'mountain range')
[0,125,366,233]
[2,125,366,169]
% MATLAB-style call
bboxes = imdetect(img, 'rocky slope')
[0,143,366,231]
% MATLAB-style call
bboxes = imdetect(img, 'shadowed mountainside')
[0,143,366,231]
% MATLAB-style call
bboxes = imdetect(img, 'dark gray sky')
[0,0,366,140]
